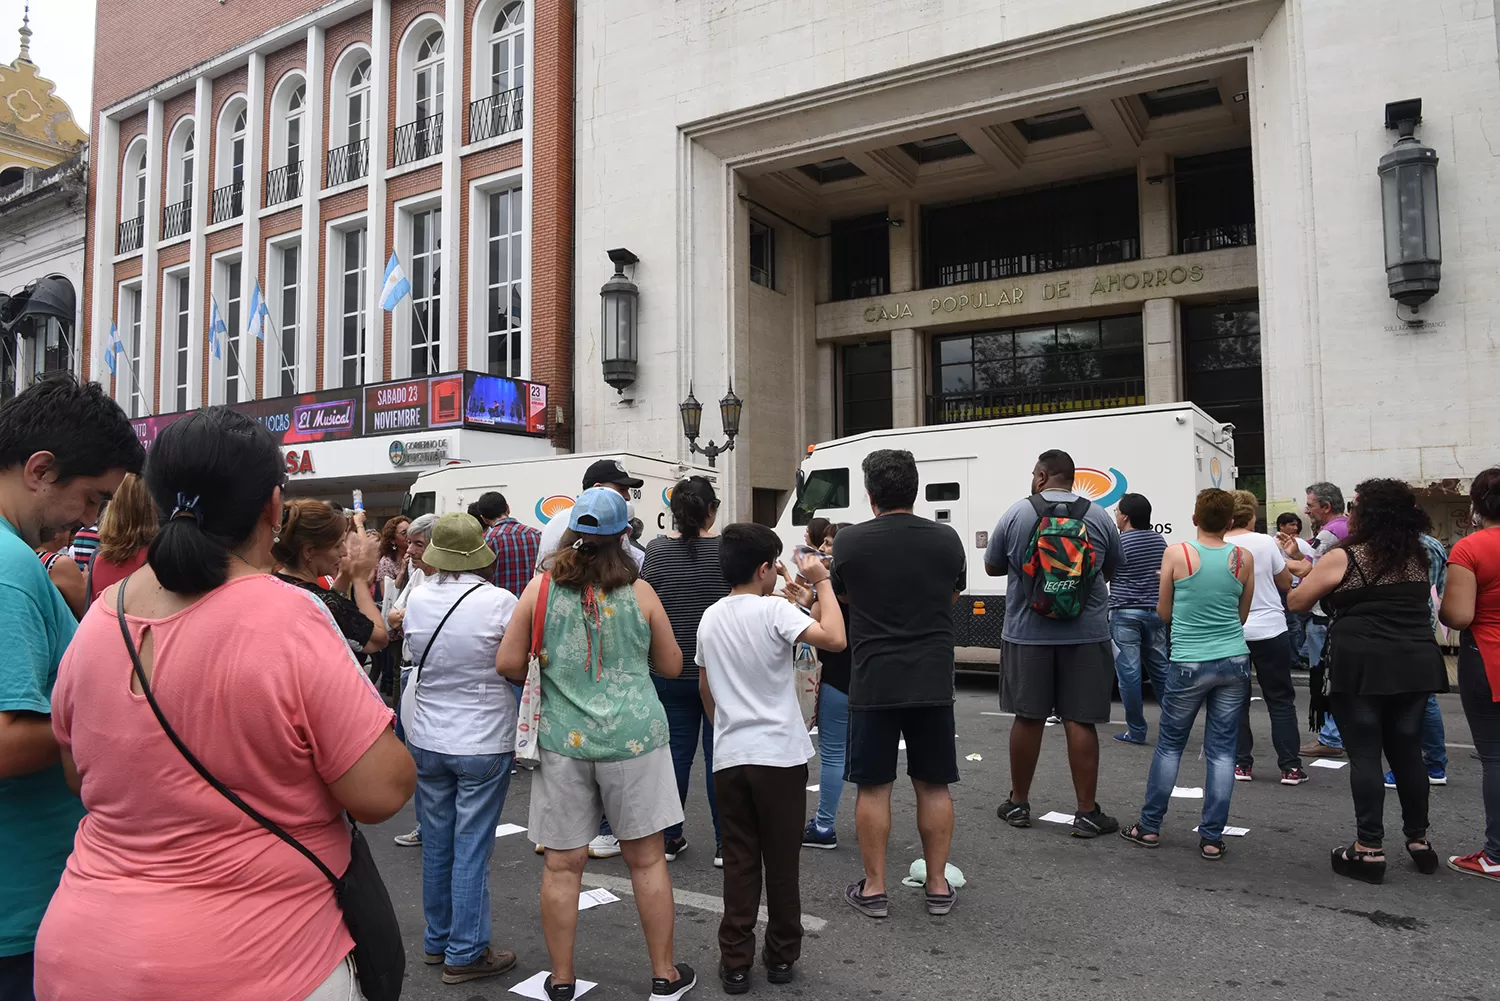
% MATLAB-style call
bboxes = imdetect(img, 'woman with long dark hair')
[1290,478,1447,883]
[34,406,415,1001]
[1441,467,1500,880]
[640,475,729,863]
[497,488,695,1001]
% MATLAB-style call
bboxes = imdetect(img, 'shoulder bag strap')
[530,574,551,658]
[114,580,342,888]
[412,582,488,687]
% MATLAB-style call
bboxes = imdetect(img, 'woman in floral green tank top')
[498,487,697,1001]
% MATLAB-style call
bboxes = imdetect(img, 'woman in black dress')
[273,498,389,655]
[1290,478,1447,883]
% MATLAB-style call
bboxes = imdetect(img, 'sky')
[3,0,95,129]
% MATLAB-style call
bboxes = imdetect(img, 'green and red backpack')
[1021,494,1100,620]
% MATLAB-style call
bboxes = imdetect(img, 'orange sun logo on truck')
[1072,467,1129,509]
[535,494,576,524]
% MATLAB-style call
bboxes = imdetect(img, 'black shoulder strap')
[1027,493,1053,521]
[114,579,342,888]
[412,582,488,686]
[86,556,95,606]
[1067,497,1092,520]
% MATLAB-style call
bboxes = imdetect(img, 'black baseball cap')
[583,457,644,490]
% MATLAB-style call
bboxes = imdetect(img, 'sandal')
[1331,843,1386,884]
[1120,824,1160,849]
[1200,838,1227,861]
[1407,838,1439,875]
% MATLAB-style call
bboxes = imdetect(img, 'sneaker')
[714,842,724,869]
[1429,765,1448,785]
[651,962,697,1000]
[1234,766,1253,782]
[802,821,838,850]
[1300,741,1344,759]
[422,952,444,965]
[1448,851,1500,881]
[1383,770,1398,789]
[393,827,422,847]
[588,834,622,859]
[1280,768,1309,786]
[544,975,576,1001]
[442,947,518,985]
[1046,714,1063,725]
[1071,805,1120,839]
[997,798,1031,828]
[663,836,687,861]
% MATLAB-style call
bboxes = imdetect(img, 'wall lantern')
[679,381,742,467]
[600,248,639,392]
[1378,99,1441,310]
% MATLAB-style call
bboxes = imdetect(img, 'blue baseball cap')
[568,486,630,536]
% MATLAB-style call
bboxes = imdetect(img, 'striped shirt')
[1109,528,1167,610]
[640,534,729,679]
[70,526,100,572]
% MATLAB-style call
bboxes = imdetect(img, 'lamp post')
[1378,99,1441,309]
[600,248,639,392]
[680,381,742,467]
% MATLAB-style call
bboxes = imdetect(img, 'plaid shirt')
[485,518,542,598]
[1421,533,1447,631]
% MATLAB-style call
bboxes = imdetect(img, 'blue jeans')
[411,745,514,965]
[1138,655,1251,842]
[1110,608,1170,741]
[1285,609,1310,663]
[1421,694,1448,768]
[653,675,720,844]
[814,683,849,831]
[1305,619,1343,748]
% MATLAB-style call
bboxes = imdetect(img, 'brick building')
[84,0,574,513]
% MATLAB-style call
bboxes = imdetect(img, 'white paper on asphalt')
[579,872,828,933]
[578,888,621,911]
[1171,787,1204,798]
[1194,825,1250,837]
[1038,811,1075,824]
[495,823,527,837]
[806,784,820,791]
[1309,759,1348,769]
[510,971,598,999]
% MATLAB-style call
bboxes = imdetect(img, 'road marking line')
[1447,742,1476,749]
[980,711,1013,717]
[582,872,828,933]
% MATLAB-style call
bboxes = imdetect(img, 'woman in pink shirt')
[34,407,416,1001]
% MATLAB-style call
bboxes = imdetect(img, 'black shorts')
[845,704,959,787]
[1000,640,1114,723]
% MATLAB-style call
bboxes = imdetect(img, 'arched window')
[213,98,248,222]
[396,27,445,164]
[327,51,372,185]
[164,119,195,238]
[268,75,307,205]
[117,137,147,253]
[471,1,523,140]
[491,3,523,94]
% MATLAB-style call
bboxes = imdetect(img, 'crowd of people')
[3,373,1500,1001]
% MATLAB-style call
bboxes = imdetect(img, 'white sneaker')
[588,834,622,858]
[393,828,422,847]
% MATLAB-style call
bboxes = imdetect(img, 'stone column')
[242,50,265,396]
[1143,298,1179,403]
[366,0,391,383]
[301,25,325,390]
[1138,154,1172,260]
[187,76,213,407]
[888,199,917,294]
[890,327,923,427]
[89,114,121,383]
[815,341,835,440]
[139,98,164,414]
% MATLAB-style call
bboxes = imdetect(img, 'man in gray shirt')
[984,449,1123,838]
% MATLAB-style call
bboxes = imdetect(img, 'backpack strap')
[1066,497,1091,520]
[1027,493,1054,520]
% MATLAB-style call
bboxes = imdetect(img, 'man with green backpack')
[984,449,1123,838]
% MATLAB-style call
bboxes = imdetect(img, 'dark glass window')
[1175,147,1255,253]
[1141,81,1222,117]
[1,331,16,403]
[926,482,961,502]
[793,468,849,526]
[930,313,1144,424]
[1183,300,1263,495]
[830,213,890,302]
[841,341,892,437]
[1013,108,1091,142]
[923,174,1139,288]
[900,134,973,164]
[749,219,774,289]
[797,157,864,184]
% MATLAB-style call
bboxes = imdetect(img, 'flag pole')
[261,307,291,395]
[411,301,436,376]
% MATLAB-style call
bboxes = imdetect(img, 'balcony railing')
[326,139,369,187]
[162,199,191,240]
[468,86,523,144]
[265,161,303,207]
[116,216,143,255]
[211,180,244,224]
[926,378,1146,426]
[393,114,444,167]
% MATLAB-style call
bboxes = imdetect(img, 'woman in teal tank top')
[1122,489,1254,861]
[497,487,698,1000]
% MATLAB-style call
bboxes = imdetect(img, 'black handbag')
[115,581,406,1001]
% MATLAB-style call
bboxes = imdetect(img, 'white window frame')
[395,16,446,165]
[165,118,195,211]
[394,193,443,378]
[479,180,524,377]
[750,218,776,289]
[161,267,191,413]
[327,46,373,188]
[265,235,302,396]
[325,218,369,388]
[117,281,145,417]
[215,97,249,191]
[213,254,247,404]
[268,73,307,204]
[121,137,148,224]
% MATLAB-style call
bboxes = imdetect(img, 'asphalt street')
[370,680,1499,1001]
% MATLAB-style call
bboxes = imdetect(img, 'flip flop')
[844,879,889,919]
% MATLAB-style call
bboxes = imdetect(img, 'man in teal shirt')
[0,375,143,1000]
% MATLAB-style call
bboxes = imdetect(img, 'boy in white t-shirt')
[696,524,846,993]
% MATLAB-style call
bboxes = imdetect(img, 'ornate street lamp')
[600,248,639,392]
[680,381,742,467]
[1378,99,1441,309]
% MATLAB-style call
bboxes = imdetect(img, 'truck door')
[913,458,970,582]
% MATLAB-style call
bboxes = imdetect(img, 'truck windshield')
[402,491,435,519]
[792,468,849,526]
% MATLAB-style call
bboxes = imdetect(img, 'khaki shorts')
[528,746,683,850]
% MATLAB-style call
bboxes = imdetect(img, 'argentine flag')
[380,253,411,312]
[247,282,271,341]
[105,322,122,377]
[209,299,227,360]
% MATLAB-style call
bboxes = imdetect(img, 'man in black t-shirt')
[830,449,966,919]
